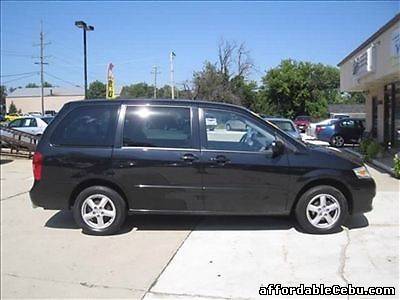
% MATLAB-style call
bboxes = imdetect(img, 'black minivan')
[30,100,375,235]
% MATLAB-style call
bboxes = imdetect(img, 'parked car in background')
[316,118,365,147]
[30,99,375,236]
[44,110,57,116]
[205,113,218,131]
[27,112,42,117]
[330,113,350,120]
[307,118,338,138]
[40,116,55,125]
[4,113,22,122]
[294,115,311,133]
[225,118,247,131]
[7,116,48,136]
[264,117,301,140]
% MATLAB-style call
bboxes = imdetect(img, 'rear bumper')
[30,180,72,210]
[349,178,376,214]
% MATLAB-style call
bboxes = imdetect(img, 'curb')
[343,148,396,177]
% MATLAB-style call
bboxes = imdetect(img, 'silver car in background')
[264,117,302,140]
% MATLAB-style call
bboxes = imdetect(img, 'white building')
[338,13,400,146]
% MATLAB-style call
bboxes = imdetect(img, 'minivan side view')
[30,100,376,235]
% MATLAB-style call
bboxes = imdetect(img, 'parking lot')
[1,156,398,299]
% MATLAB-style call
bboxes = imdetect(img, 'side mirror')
[271,140,285,157]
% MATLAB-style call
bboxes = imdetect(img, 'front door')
[112,105,203,212]
[199,108,290,214]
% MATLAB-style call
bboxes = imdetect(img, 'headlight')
[353,166,371,179]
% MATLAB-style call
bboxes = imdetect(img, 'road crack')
[3,272,146,293]
[338,228,351,286]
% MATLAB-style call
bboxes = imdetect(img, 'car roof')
[63,99,262,119]
[265,117,294,122]
[65,98,249,111]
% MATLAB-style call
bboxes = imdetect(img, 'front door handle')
[181,153,198,162]
[210,155,230,164]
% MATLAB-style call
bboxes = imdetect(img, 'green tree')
[8,101,17,114]
[120,82,154,98]
[258,59,341,119]
[25,83,39,88]
[43,81,53,87]
[87,81,106,99]
[1,85,7,114]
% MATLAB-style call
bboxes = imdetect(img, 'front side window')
[203,109,276,152]
[9,119,23,128]
[123,106,192,148]
[51,106,118,147]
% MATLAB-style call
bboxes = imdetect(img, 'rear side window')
[22,118,37,127]
[51,106,118,147]
[123,106,192,148]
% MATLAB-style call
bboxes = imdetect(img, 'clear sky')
[1,1,399,89]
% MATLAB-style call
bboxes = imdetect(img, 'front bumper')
[349,177,376,214]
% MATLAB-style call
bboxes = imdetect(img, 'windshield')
[271,120,295,132]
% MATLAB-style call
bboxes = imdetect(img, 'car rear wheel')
[330,135,345,147]
[295,185,348,234]
[73,186,127,235]
[226,124,231,131]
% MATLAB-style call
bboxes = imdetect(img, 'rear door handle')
[210,155,230,164]
[181,153,198,162]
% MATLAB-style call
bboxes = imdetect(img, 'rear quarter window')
[51,105,118,147]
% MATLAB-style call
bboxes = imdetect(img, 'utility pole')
[170,52,175,99]
[34,21,50,115]
[151,66,160,99]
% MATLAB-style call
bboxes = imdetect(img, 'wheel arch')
[291,178,353,214]
[69,178,129,209]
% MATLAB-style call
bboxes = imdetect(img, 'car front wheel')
[330,135,345,147]
[295,185,348,234]
[73,186,127,235]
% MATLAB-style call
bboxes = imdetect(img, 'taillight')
[32,152,43,181]
[316,126,325,134]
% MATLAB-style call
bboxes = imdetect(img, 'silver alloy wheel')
[81,194,116,230]
[332,135,344,147]
[306,194,341,229]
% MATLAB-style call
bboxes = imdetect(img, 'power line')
[1,73,39,84]
[0,72,38,78]
[44,71,82,87]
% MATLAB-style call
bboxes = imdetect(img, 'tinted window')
[123,106,192,148]
[51,106,118,147]
[340,119,355,128]
[203,109,275,152]
[9,119,23,128]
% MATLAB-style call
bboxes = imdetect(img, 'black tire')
[330,135,345,147]
[73,186,127,235]
[226,124,231,131]
[295,185,348,234]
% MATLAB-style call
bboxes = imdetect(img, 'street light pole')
[83,28,88,99]
[75,21,94,99]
